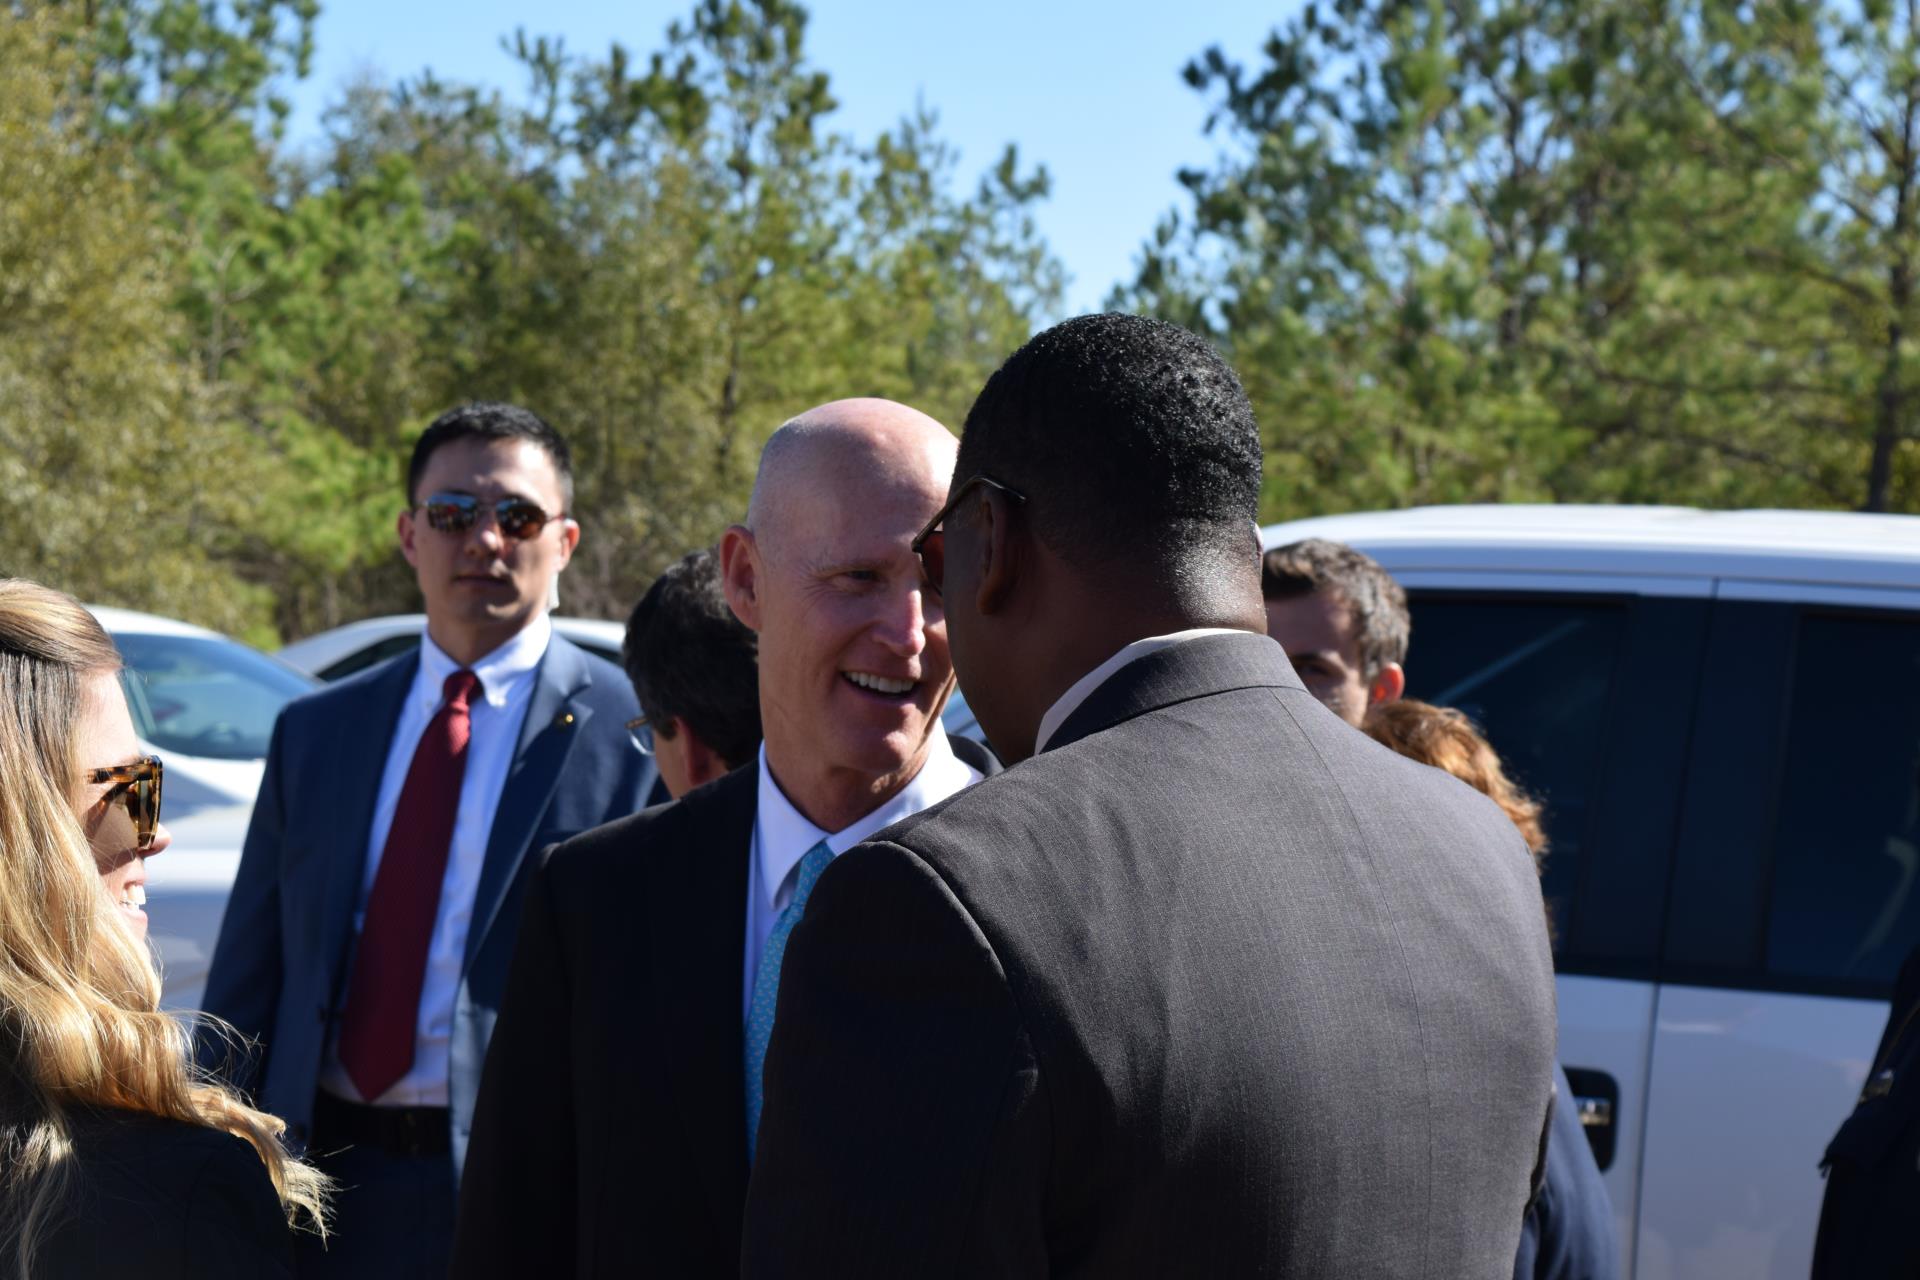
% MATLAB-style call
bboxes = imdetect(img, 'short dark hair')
[406,402,574,508]
[957,313,1263,570]
[622,548,762,769]
[1262,538,1410,678]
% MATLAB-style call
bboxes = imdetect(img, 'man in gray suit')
[744,313,1558,1276]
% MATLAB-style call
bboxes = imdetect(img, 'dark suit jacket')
[1515,1065,1619,1280]
[744,632,1559,1278]
[198,635,649,1175]
[15,1107,294,1279]
[451,736,1000,1280]
[1811,944,1920,1279]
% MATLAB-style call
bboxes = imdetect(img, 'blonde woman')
[0,579,326,1278]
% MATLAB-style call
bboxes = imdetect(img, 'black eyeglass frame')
[84,755,165,851]
[911,474,1027,596]
[625,715,656,756]
[414,492,568,541]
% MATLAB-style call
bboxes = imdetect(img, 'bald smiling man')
[450,399,999,1279]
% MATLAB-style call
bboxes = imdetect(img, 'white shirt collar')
[755,725,979,910]
[417,612,554,711]
[1033,628,1247,753]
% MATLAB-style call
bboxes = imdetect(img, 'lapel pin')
[554,711,575,729]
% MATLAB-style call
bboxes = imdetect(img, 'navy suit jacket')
[198,633,649,1175]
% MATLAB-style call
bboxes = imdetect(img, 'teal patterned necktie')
[745,839,833,1162]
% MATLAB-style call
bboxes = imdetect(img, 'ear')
[718,525,763,632]
[676,717,731,791]
[554,518,580,570]
[1368,662,1406,709]
[398,508,420,570]
[973,487,1024,618]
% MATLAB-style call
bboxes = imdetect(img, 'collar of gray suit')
[1043,631,1301,755]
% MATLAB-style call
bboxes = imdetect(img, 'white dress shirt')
[1033,628,1249,754]
[743,726,982,1018]
[320,613,553,1107]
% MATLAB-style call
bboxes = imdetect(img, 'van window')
[1404,598,1630,948]
[1764,611,1920,987]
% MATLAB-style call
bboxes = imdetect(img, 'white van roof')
[1259,505,1920,589]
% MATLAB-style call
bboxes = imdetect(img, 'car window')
[1764,611,1920,987]
[111,633,316,761]
[1404,597,1631,948]
[318,634,422,682]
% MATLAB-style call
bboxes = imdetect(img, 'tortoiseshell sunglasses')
[85,755,164,851]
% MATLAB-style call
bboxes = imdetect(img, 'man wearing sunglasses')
[741,315,1559,1277]
[200,402,650,1279]
[453,398,999,1279]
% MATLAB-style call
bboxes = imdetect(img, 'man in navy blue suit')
[199,403,649,1278]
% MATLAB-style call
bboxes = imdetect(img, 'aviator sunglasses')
[85,755,165,851]
[910,474,1026,597]
[416,492,566,541]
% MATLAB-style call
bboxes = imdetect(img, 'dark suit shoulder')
[35,1109,293,1279]
[892,680,1528,878]
[540,761,756,892]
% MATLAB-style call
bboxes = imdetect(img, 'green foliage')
[1,0,1062,642]
[1121,0,1920,518]
[0,8,276,641]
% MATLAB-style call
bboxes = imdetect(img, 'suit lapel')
[1046,631,1302,754]
[320,656,418,997]
[463,637,592,974]
[649,764,757,1236]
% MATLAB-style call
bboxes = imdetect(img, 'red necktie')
[336,669,482,1101]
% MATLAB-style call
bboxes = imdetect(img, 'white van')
[1258,504,1920,1280]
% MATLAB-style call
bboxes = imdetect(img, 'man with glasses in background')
[200,402,649,1278]
[620,547,762,800]
[452,398,999,1279]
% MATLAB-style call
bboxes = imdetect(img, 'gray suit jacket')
[198,634,649,1175]
[745,631,1558,1277]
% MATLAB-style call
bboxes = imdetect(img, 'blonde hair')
[1362,699,1548,864]
[0,580,327,1274]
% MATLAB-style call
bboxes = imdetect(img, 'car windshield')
[112,632,316,761]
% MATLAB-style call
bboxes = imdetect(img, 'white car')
[277,613,626,681]
[86,606,320,1012]
[1259,504,1920,1280]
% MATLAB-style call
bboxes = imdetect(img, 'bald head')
[745,398,957,545]
[719,397,961,832]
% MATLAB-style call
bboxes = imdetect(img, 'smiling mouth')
[117,884,146,910]
[843,671,917,699]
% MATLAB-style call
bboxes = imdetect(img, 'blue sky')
[283,0,1293,314]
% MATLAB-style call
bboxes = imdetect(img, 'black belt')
[312,1091,451,1159]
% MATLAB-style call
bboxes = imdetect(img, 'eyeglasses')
[910,474,1026,597]
[84,755,164,851]
[625,716,655,756]
[416,492,565,541]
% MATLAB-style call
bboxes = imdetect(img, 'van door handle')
[1574,1096,1613,1128]
[1561,1066,1620,1171]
